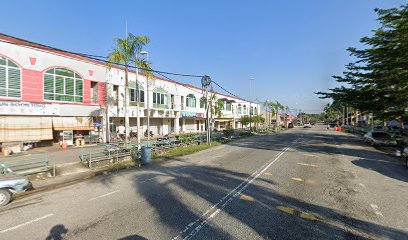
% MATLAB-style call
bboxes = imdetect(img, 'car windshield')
[372,132,392,139]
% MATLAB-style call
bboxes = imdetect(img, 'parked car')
[304,123,312,128]
[363,131,397,146]
[402,147,408,168]
[0,175,32,206]
[288,123,294,129]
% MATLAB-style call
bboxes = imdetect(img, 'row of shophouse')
[0,33,260,146]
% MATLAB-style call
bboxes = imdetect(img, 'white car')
[303,123,312,128]
[363,131,397,146]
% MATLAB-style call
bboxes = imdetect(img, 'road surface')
[1,125,407,239]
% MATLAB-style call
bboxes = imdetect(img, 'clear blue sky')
[0,0,404,114]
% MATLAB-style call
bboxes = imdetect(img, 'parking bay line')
[88,190,120,201]
[0,213,54,233]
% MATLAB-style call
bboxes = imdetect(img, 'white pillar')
[175,117,180,134]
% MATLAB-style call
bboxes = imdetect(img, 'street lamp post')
[249,78,254,132]
[140,51,150,145]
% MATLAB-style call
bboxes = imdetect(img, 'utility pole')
[135,54,141,150]
[249,78,254,132]
[201,75,212,144]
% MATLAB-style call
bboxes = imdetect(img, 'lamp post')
[249,78,254,132]
[140,51,150,145]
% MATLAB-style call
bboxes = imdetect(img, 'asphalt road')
[1,125,407,240]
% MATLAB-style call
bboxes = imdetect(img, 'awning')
[52,117,94,131]
[215,119,233,122]
[0,116,53,142]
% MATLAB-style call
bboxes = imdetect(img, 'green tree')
[318,5,408,129]
[108,34,137,140]
[239,115,250,128]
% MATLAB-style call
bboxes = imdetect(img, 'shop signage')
[0,101,60,115]
[181,111,205,118]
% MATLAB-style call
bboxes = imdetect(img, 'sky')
[0,0,405,114]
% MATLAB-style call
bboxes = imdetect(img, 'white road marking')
[88,190,120,201]
[359,183,367,189]
[370,204,383,216]
[0,213,54,233]
[173,139,301,240]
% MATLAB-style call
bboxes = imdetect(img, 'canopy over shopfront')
[0,116,53,142]
[52,117,94,131]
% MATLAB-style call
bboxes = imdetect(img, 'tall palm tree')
[107,34,136,141]
[129,34,151,148]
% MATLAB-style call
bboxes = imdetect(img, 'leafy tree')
[317,5,408,129]
[239,115,250,128]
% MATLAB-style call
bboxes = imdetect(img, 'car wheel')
[0,189,12,206]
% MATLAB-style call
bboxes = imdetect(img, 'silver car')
[363,131,397,146]
[0,175,32,206]
[403,147,408,168]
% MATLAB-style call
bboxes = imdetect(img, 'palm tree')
[107,34,136,141]
[129,34,151,148]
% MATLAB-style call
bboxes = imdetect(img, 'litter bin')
[141,146,152,165]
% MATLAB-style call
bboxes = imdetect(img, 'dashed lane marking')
[276,206,319,221]
[0,213,54,233]
[239,194,256,202]
[303,153,318,157]
[172,138,303,240]
[291,177,304,182]
[88,190,120,201]
[297,163,320,168]
[263,172,273,176]
[370,204,383,217]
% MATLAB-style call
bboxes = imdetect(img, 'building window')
[186,94,196,108]
[44,68,83,103]
[243,105,247,114]
[225,102,232,111]
[200,97,207,109]
[91,81,98,104]
[153,88,167,108]
[238,104,242,114]
[129,82,144,105]
[0,56,21,98]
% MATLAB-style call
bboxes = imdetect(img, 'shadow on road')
[45,224,68,240]
[94,128,407,239]
[128,164,407,239]
[352,158,408,183]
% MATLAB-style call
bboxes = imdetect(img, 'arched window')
[44,68,83,102]
[243,105,247,114]
[199,96,207,109]
[186,94,196,108]
[153,87,168,108]
[0,56,21,98]
[225,102,232,111]
[129,82,144,104]
[237,104,242,114]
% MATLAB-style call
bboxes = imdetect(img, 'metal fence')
[0,151,49,175]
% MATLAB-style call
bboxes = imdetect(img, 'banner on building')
[181,111,205,118]
[0,101,60,115]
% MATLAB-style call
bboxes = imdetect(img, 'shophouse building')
[0,33,259,147]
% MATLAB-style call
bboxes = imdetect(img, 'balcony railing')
[130,102,145,107]
[153,103,168,109]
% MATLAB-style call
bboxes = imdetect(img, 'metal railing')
[0,151,49,175]
[80,143,138,169]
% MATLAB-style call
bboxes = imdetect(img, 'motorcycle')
[144,130,154,137]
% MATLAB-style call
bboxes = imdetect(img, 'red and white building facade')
[0,34,259,146]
